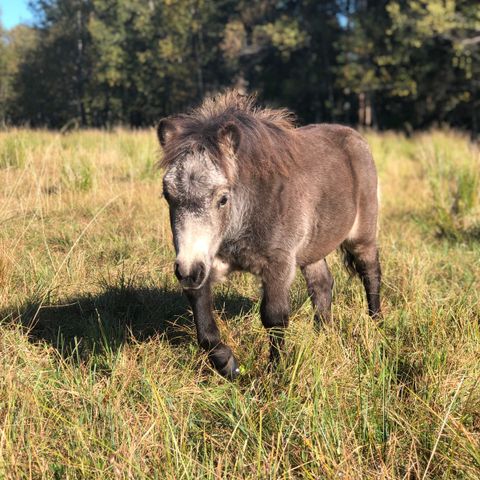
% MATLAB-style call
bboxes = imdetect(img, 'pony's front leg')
[260,261,296,365]
[185,281,239,379]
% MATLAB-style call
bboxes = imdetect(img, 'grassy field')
[0,128,479,479]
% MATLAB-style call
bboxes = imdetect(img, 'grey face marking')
[163,150,231,289]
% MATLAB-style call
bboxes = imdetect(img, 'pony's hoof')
[218,355,240,380]
[209,345,240,380]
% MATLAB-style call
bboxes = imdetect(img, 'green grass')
[0,128,479,479]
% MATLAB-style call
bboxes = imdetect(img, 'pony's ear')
[218,122,241,154]
[157,117,182,147]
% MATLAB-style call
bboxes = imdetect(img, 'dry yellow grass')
[0,128,479,479]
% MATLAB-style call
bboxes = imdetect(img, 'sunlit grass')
[0,128,479,479]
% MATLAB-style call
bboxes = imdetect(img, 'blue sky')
[0,2,349,31]
[0,0,33,29]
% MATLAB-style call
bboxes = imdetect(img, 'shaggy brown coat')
[158,91,381,379]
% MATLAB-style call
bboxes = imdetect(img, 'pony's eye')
[218,194,229,208]
[163,190,171,202]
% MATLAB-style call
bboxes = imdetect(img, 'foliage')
[0,128,479,478]
[0,0,479,133]
[416,131,480,240]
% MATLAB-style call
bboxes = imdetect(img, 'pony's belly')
[297,242,337,266]
[296,215,355,266]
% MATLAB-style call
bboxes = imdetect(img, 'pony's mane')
[160,90,299,178]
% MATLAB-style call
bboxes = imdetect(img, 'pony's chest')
[217,240,268,277]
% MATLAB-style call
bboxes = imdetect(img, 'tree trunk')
[358,92,372,127]
[76,7,87,127]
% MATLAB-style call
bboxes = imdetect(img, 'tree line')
[0,0,479,134]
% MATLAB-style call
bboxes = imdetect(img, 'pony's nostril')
[194,262,206,284]
[174,261,184,280]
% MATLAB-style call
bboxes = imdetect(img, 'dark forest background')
[0,0,479,134]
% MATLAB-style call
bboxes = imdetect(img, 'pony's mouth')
[180,280,205,291]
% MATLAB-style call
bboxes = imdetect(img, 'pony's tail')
[339,244,359,277]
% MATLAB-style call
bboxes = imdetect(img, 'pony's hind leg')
[341,240,381,318]
[301,259,334,327]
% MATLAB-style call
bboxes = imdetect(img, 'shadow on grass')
[437,224,480,243]
[1,283,254,361]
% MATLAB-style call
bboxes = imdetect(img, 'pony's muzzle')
[174,260,207,289]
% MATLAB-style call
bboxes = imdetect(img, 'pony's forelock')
[159,90,299,180]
